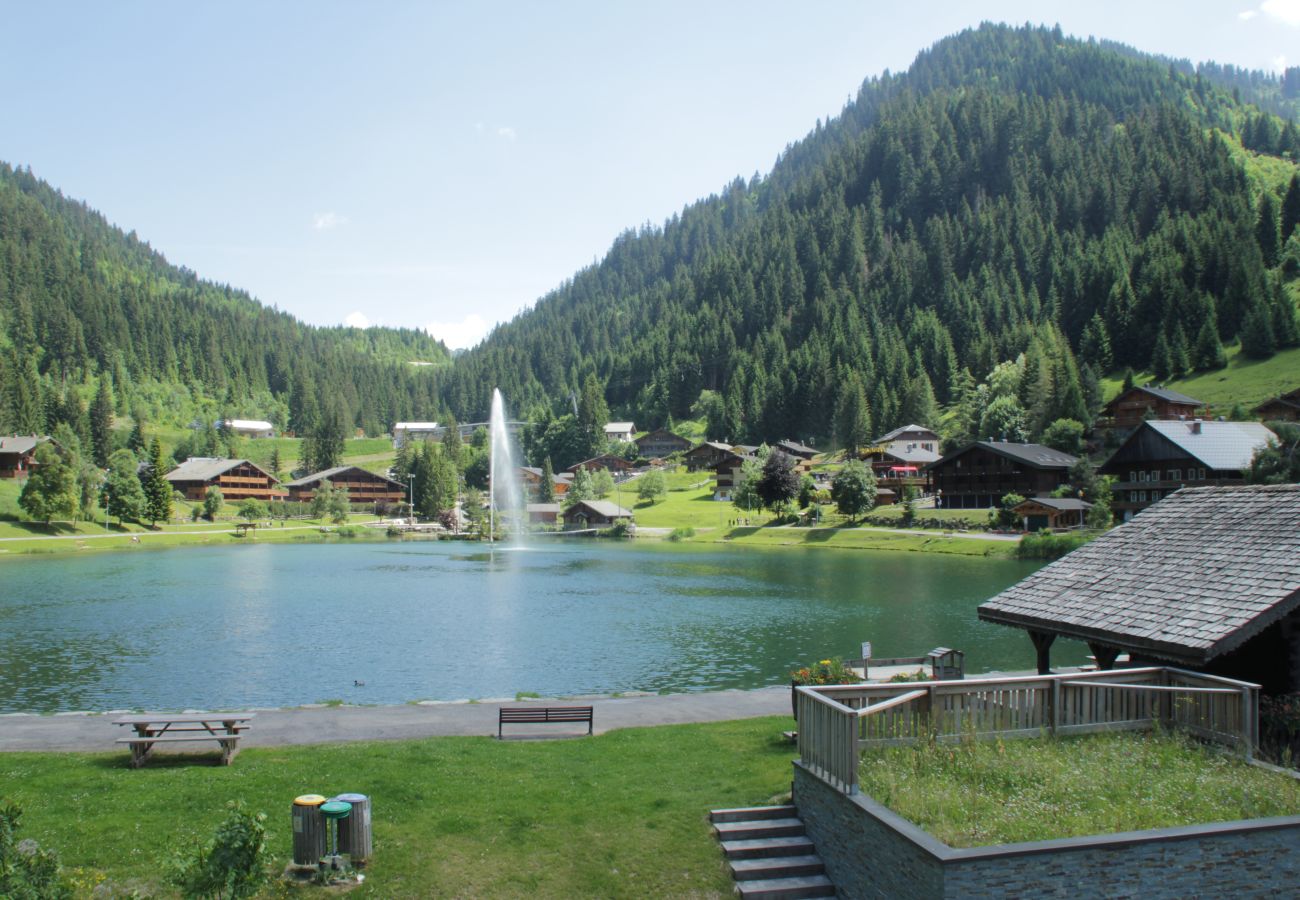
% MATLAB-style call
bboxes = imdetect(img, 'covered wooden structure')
[165,457,286,502]
[635,429,691,459]
[284,465,405,505]
[979,484,1300,693]
[1253,387,1300,422]
[1011,496,1091,531]
[1100,385,1204,431]
[927,441,1076,510]
[561,500,633,530]
[0,435,50,478]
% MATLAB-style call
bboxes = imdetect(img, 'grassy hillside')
[1102,342,1300,412]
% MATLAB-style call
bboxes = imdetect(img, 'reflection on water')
[0,541,1084,712]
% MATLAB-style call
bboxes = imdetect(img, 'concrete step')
[730,854,825,881]
[719,836,817,860]
[713,818,805,842]
[734,873,836,899]
[710,805,798,824]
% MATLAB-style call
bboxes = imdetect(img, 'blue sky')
[2,2,1297,348]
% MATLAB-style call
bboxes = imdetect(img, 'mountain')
[441,23,1300,447]
[0,161,451,438]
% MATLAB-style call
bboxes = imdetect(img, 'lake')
[0,540,1084,712]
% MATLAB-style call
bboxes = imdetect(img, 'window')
[1137,491,1147,502]
[1129,470,1136,482]
[1199,468,1206,480]
[1167,469,1180,482]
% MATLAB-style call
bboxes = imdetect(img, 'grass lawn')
[858,730,1300,848]
[698,523,1015,557]
[1101,343,1300,413]
[3,717,794,898]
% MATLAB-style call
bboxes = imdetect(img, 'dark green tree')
[834,375,872,455]
[1040,418,1085,455]
[830,458,877,521]
[144,437,172,526]
[202,485,224,521]
[755,450,799,513]
[1281,174,1300,243]
[1246,423,1300,484]
[1192,318,1227,370]
[100,448,146,524]
[538,457,557,503]
[18,442,78,524]
[1257,191,1281,268]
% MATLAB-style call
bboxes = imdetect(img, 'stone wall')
[793,762,1300,899]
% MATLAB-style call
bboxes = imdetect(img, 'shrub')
[334,524,365,538]
[666,526,695,542]
[888,669,931,683]
[790,657,860,686]
[0,802,71,899]
[170,802,269,900]
[1016,530,1094,559]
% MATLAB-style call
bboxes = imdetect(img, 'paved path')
[0,686,794,752]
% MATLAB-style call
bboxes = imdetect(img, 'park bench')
[498,705,593,739]
[114,713,253,767]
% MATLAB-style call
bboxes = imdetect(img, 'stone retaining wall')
[793,762,1300,899]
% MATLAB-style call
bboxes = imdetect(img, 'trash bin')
[331,792,372,864]
[291,794,327,866]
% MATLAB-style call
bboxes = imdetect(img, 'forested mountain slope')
[0,161,450,437]
[442,24,1300,445]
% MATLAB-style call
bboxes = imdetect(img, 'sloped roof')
[563,500,633,518]
[687,441,735,454]
[874,424,939,443]
[1106,384,1204,410]
[1012,497,1091,511]
[1254,395,1300,415]
[1141,420,1276,471]
[224,419,273,431]
[635,429,688,443]
[979,484,1300,665]
[0,435,49,455]
[604,422,635,432]
[776,439,820,456]
[166,457,277,483]
[394,421,439,430]
[284,465,404,489]
[929,441,1077,471]
[882,445,941,465]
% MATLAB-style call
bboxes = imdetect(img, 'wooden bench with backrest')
[498,705,593,738]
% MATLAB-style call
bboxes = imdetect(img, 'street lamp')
[409,474,416,526]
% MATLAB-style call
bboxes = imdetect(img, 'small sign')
[861,641,872,661]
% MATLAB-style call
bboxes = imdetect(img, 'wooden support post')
[1087,642,1121,671]
[1028,630,1056,675]
[1049,677,1061,734]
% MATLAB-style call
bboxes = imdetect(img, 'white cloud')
[425,313,491,350]
[1239,9,1258,19]
[1262,0,1300,25]
[345,311,370,328]
[496,126,517,141]
[1273,54,1289,73]
[312,211,349,231]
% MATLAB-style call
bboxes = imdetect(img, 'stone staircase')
[709,805,835,899]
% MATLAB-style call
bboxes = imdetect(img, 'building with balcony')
[927,442,1077,509]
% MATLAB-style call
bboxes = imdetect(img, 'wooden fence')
[796,667,1259,794]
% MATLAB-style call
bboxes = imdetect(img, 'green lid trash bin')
[291,794,327,867]
[331,793,372,864]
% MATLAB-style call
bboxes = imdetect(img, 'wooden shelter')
[284,465,406,505]
[979,484,1300,693]
[165,458,286,501]
[927,441,1076,509]
[1254,387,1300,422]
[566,454,635,475]
[561,500,634,530]
[1100,385,1204,431]
[1011,496,1091,531]
[684,441,737,472]
[0,435,50,478]
[635,429,691,459]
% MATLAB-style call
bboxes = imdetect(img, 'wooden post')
[1240,684,1255,761]
[1086,642,1121,671]
[1049,676,1061,734]
[1028,630,1056,675]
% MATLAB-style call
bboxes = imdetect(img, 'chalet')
[712,450,756,501]
[284,465,406,506]
[0,435,50,478]
[165,457,286,502]
[518,466,572,497]
[1254,387,1300,422]
[392,422,439,448]
[567,454,635,476]
[561,499,634,530]
[979,484,1300,693]
[604,422,636,444]
[862,444,939,495]
[1100,385,1204,431]
[684,441,735,472]
[1011,496,1091,532]
[635,429,691,459]
[1099,420,1276,521]
[927,442,1077,509]
[775,440,820,461]
[222,419,275,438]
[526,502,561,525]
[873,424,940,455]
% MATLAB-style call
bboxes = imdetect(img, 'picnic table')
[114,713,254,767]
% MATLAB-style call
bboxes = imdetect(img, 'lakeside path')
[0,686,793,752]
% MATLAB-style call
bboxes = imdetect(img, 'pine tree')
[1079,315,1113,373]
[1168,324,1191,378]
[1192,318,1227,370]
[89,376,114,467]
[539,457,557,503]
[834,375,872,454]
[144,437,172,526]
[100,448,146,524]
[1240,303,1276,359]
[1257,191,1281,269]
[1282,174,1300,244]
[1149,331,1173,382]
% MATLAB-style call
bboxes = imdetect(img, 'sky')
[2,2,1297,349]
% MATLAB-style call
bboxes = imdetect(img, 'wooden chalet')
[1254,387,1300,422]
[567,454,635,475]
[165,457,286,501]
[1099,420,1276,521]
[862,444,939,495]
[1011,496,1091,531]
[635,429,691,459]
[712,450,756,501]
[927,442,1077,509]
[979,484,1300,693]
[392,421,439,448]
[561,499,634,530]
[873,423,940,455]
[775,439,820,461]
[526,502,561,525]
[684,442,735,472]
[1100,385,1204,431]
[0,435,50,478]
[518,466,571,498]
[284,465,406,505]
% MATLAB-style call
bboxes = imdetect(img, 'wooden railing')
[795,667,1259,794]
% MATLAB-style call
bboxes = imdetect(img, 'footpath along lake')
[0,540,1085,712]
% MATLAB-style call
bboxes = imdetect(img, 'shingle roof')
[1139,420,1276,471]
[563,500,633,518]
[776,439,820,456]
[1013,497,1092,511]
[883,446,940,465]
[283,465,404,489]
[1121,385,1205,406]
[0,435,49,455]
[928,441,1077,471]
[978,484,1300,664]
[166,457,272,483]
[874,424,939,443]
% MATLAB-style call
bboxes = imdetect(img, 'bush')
[170,802,269,900]
[334,524,365,538]
[603,522,632,538]
[0,801,71,899]
[1016,530,1095,559]
[666,526,695,542]
[790,657,860,686]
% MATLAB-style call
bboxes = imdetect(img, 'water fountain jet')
[488,388,525,544]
